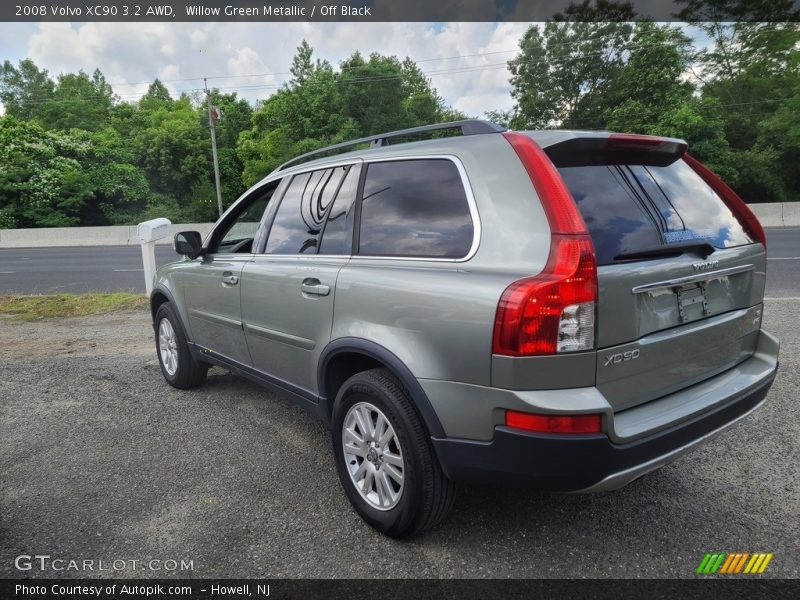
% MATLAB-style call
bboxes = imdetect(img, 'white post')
[140,240,157,296]
[136,218,172,296]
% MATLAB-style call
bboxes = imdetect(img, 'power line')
[2,37,694,105]
[3,24,796,107]
[92,21,796,89]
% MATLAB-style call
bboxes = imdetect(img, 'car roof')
[255,123,685,186]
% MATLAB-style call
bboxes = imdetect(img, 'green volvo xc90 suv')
[150,120,779,537]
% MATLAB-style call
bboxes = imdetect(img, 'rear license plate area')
[676,283,710,322]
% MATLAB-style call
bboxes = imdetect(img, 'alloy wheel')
[342,402,405,511]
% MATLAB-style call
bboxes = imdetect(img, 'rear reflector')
[682,154,767,250]
[505,410,602,434]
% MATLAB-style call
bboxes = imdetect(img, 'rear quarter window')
[358,159,474,259]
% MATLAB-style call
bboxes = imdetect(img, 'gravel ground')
[0,301,797,579]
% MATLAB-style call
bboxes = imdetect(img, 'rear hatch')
[542,133,767,412]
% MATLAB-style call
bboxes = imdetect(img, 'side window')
[265,165,351,255]
[318,166,359,255]
[265,171,316,254]
[358,159,474,258]
[213,184,276,254]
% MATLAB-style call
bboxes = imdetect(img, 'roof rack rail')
[274,119,506,172]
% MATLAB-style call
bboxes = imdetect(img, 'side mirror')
[174,231,203,259]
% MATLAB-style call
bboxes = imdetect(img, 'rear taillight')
[502,131,587,234]
[496,132,598,356]
[683,154,767,250]
[505,410,602,434]
[493,236,597,355]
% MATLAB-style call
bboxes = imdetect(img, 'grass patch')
[0,293,148,321]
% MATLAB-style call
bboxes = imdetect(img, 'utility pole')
[204,78,224,218]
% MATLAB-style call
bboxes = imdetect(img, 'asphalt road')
[0,227,798,295]
[0,302,797,579]
[765,227,800,298]
[0,245,178,294]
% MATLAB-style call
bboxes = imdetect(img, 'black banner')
[3,0,800,22]
[2,579,799,600]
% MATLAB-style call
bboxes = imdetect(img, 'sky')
[0,22,537,117]
[0,22,710,118]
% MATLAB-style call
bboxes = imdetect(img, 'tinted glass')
[319,166,358,255]
[320,166,348,213]
[633,161,752,248]
[216,186,275,254]
[558,166,662,265]
[358,159,474,258]
[558,159,753,265]
[266,169,333,254]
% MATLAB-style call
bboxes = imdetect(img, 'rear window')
[557,159,754,265]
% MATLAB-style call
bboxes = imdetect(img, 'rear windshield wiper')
[613,240,716,262]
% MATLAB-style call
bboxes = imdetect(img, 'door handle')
[301,278,330,296]
[222,272,239,286]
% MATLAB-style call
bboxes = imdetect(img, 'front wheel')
[154,302,207,389]
[331,368,456,538]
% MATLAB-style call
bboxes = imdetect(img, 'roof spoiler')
[544,133,688,168]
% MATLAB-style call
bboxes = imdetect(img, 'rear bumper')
[431,347,778,492]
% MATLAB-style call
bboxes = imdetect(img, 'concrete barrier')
[0,223,215,248]
[780,202,800,228]
[0,203,797,248]
[748,203,785,227]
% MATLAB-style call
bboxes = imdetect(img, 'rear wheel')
[154,302,207,389]
[331,368,456,537]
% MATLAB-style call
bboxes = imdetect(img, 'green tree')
[238,41,463,185]
[37,69,116,131]
[138,79,173,112]
[79,127,153,224]
[0,59,55,121]
[676,1,800,201]
[602,22,695,132]
[759,81,800,200]
[506,17,634,128]
[131,95,211,212]
[0,116,94,227]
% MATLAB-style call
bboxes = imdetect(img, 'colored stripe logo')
[696,552,773,574]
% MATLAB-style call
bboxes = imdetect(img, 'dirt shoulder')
[0,309,153,361]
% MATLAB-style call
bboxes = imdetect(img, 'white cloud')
[8,21,531,116]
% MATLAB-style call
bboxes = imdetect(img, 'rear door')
[240,162,361,395]
[545,137,766,411]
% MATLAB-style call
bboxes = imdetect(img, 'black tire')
[154,302,207,389]
[331,368,456,538]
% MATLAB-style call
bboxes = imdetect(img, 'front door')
[181,182,278,366]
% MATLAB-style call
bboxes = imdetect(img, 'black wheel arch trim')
[318,337,446,438]
[150,286,191,340]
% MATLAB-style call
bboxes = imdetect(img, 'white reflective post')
[140,240,157,296]
[136,218,172,296]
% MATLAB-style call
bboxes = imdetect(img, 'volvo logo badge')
[693,260,719,272]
